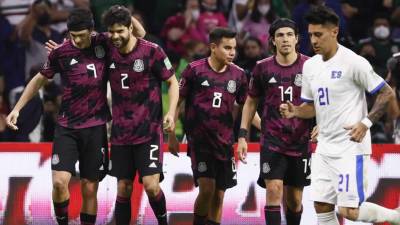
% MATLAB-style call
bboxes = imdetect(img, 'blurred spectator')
[148,0,182,34]
[0,0,31,25]
[357,14,400,77]
[175,40,209,77]
[131,10,163,46]
[292,0,348,55]
[90,0,134,31]
[2,64,43,142]
[0,15,26,102]
[385,54,400,143]
[50,0,89,35]
[228,0,250,32]
[41,80,61,141]
[0,70,5,140]
[241,0,277,50]
[160,0,203,56]
[340,0,385,42]
[18,0,63,81]
[196,0,228,43]
[236,36,265,75]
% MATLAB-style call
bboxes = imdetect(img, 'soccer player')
[102,6,179,225]
[168,27,255,225]
[6,8,110,225]
[280,5,400,225]
[237,18,313,225]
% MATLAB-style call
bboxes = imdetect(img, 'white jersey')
[301,44,385,156]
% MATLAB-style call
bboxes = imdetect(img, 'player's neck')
[275,51,298,66]
[322,43,339,61]
[208,56,227,73]
[119,35,137,54]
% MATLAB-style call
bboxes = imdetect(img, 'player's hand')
[167,133,179,157]
[310,125,319,143]
[163,113,175,132]
[45,40,61,55]
[344,122,368,143]
[279,101,295,118]
[6,110,19,130]
[237,138,248,164]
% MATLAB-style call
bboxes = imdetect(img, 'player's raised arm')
[6,73,47,130]
[131,16,146,38]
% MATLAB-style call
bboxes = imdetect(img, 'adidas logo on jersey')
[99,165,104,171]
[70,58,78,65]
[109,63,115,69]
[201,80,210,86]
[149,162,157,168]
[268,77,277,83]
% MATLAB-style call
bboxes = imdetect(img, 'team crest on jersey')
[294,73,302,87]
[52,154,60,165]
[133,59,144,72]
[94,45,105,58]
[227,80,236,93]
[198,162,207,172]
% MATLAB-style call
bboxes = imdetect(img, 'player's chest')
[191,73,240,97]
[108,59,155,90]
[58,55,106,81]
[308,66,353,105]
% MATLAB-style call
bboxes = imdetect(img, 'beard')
[112,35,130,49]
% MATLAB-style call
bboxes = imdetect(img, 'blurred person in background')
[241,0,277,51]
[357,14,400,77]
[197,0,228,43]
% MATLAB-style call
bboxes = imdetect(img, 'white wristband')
[361,117,373,128]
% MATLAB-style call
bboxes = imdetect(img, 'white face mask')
[374,25,390,39]
[257,4,270,15]
[191,9,200,20]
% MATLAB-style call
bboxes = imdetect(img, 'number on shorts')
[338,174,349,192]
[231,157,236,172]
[149,145,158,160]
[302,158,311,174]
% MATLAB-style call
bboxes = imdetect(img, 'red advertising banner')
[0,143,399,225]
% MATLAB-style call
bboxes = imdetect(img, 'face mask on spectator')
[374,25,390,39]
[257,4,270,15]
[192,9,200,20]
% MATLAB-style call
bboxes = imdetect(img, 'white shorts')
[310,152,369,208]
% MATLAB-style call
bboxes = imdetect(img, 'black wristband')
[238,128,248,139]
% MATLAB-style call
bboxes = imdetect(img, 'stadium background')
[1,0,400,224]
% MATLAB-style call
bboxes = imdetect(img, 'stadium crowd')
[1,0,400,143]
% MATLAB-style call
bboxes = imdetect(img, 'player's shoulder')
[256,56,274,66]
[139,38,160,49]
[229,62,245,73]
[299,53,310,61]
[188,58,208,70]
[341,45,370,66]
[49,40,73,57]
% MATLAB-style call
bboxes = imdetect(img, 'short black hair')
[269,18,298,37]
[304,5,339,26]
[209,27,236,44]
[67,8,94,31]
[103,5,132,29]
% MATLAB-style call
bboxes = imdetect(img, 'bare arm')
[280,101,315,119]
[251,112,261,130]
[6,73,48,129]
[368,83,396,123]
[131,16,146,38]
[163,75,179,132]
[240,96,259,131]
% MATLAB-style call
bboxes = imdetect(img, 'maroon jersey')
[249,54,312,156]
[41,33,110,129]
[108,39,174,145]
[180,58,248,160]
